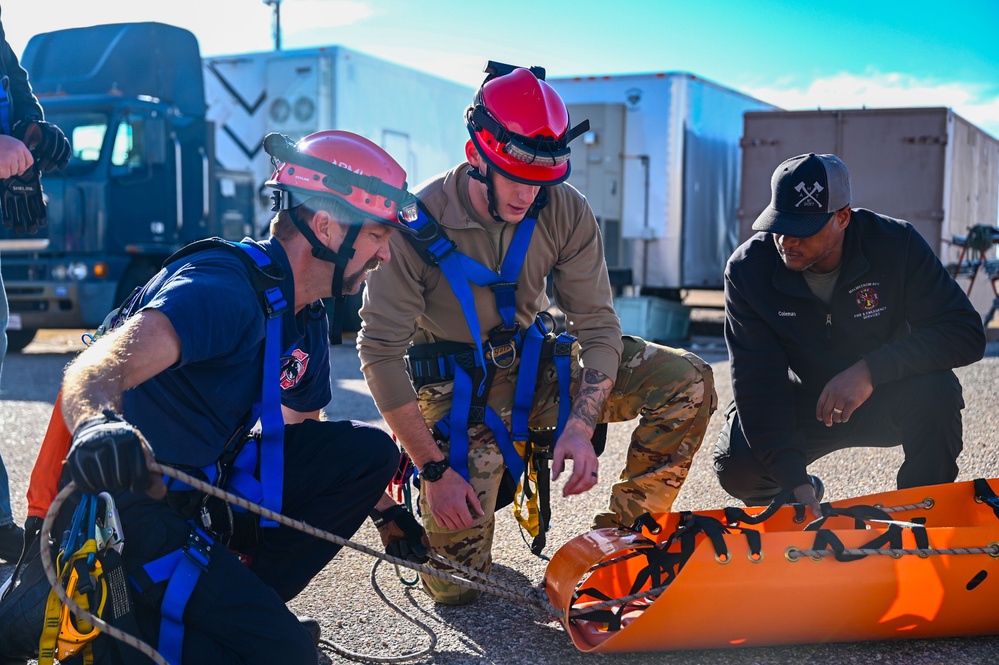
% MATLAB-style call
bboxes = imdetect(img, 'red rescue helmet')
[264,130,416,233]
[465,67,588,186]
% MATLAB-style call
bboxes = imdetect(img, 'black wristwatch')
[420,458,450,482]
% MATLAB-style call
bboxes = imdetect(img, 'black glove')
[13,118,72,172]
[22,515,42,545]
[370,504,429,563]
[66,410,156,495]
[0,162,46,235]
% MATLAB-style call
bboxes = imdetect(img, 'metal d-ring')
[488,340,517,369]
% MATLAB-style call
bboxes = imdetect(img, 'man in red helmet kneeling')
[49,131,427,663]
[357,63,718,604]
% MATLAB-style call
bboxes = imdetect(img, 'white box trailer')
[548,72,778,294]
[739,107,999,319]
[203,46,474,233]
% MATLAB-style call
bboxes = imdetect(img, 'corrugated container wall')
[549,73,777,292]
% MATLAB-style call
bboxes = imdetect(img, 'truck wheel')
[5,328,38,353]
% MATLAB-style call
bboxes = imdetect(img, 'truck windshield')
[40,111,112,175]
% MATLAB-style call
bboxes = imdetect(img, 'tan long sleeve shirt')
[357,163,623,413]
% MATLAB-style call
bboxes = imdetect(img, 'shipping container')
[548,72,778,295]
[203,47,473,234]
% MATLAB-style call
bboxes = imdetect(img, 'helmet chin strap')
[466,164,506,223]
[467,164,548,224]
[467,164,549,224]
[325,223,361,345]
[289,206,362,345]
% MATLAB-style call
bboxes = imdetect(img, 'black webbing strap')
[625,512,730,597]
[910,517,930,550]
[723,487,807,526]
[98,548,150,665]
[804,504,895,532]
[743,529,763,559]
[807,505,933,562]
[570,513,772,634]
[974,478,999,519]
[402,199,459,268]
[570,587,626,631]
[162,238,287,318]
[527,430,555,557]
[573,511,748,633]
[810,529,867,562]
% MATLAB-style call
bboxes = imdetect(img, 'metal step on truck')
[0,22,255,352]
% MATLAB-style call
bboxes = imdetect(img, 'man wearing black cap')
[714,153,986,516]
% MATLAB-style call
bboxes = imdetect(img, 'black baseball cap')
[752,153,851,238]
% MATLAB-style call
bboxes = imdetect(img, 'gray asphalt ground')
[2,329,999,664]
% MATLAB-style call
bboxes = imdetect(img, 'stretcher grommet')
[784,547,801,562]
[889,549,904,559]
[873,503,884,509]
[924,497,934,509]
[917,549,931,558]
[988,542,999,558]
[792,514,806,524]
[809,551,824,562]
[748,550,764,563]
[714,552,730,565]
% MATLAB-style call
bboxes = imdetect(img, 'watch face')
[422,459,448,482]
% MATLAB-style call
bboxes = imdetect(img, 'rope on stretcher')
[42,465,999,663]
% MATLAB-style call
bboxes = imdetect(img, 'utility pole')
[263,0,283,50]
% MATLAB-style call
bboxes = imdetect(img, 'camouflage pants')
[415,335,717,604]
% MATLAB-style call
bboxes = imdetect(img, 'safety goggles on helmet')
[263,131,417,234]
[465,63,589,186]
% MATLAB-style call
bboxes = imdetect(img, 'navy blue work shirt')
[122,237,331,468]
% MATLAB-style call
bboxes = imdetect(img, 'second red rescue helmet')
[465,66,588,186]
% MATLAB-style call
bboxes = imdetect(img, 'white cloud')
[280,0,378,29]
[746,71,999,140]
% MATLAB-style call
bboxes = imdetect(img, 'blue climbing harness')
[119,237,292,663]
[403,201,575,551]
[154,238,291,526]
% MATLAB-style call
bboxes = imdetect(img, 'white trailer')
[739,107,999,320]
[203,46,473,234]
[548,72,778,294]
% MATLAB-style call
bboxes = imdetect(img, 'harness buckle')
[183,529,214,572]
[486,339,517,369]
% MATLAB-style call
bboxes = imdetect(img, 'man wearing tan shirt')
[358,62,716,604]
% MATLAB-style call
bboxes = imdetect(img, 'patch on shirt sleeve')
[280,349,310,390]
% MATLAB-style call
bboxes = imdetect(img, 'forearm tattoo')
[571,368,612,430]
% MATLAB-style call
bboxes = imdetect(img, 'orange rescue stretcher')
[545,478,999,652]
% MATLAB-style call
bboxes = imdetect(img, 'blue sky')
[5,0,999,137]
